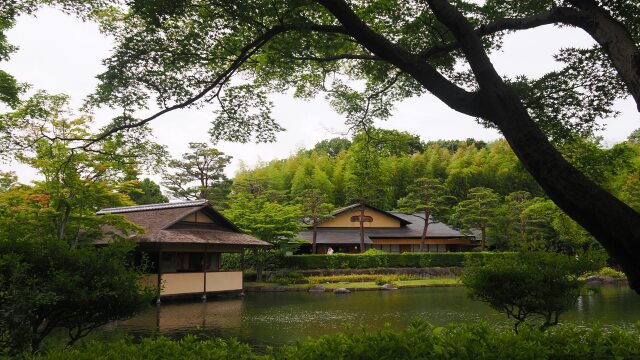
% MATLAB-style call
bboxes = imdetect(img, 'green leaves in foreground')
[30,322,640,360]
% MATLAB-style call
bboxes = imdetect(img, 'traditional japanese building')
[96,200,271,300]
[296,203,477,253]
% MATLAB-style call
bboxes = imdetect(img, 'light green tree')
[290,160,334,201]
[224,184,304,281]
[0,93,156,353]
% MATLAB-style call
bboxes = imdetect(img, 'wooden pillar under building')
[156,243,162,304]
[240,247,245,292]
[202,242,208,301]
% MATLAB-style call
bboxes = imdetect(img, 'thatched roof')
[97,200,271,247]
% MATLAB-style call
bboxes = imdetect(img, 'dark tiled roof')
[97,200,271,247]
[297,212,474,244]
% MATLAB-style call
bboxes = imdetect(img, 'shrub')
[282,252,514,270]
[362,248,386,255]
[267,271,308,285]
[220,250,286,271]
[596,267,627,279]
[0,238,153,355]
[461,251,601,332]
[31,322,640,360]
[374,277,387,286]
[307,274,394,284]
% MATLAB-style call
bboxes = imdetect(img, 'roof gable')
[319,203,412,228]
[98,200,242,235]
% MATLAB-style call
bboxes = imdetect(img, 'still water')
[112,286,640,346]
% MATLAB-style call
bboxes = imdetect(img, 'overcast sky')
[2,7,638,184]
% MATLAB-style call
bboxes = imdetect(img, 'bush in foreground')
[461,251,601,332]
[30,322,640,360]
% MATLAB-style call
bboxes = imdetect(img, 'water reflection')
[116,286,640,346]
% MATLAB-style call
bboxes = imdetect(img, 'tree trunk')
[312,223,318,254]
[256,261,263,282]
[480,85,640,291]
[254,248,263,282]
[359,203,365,253]
[420,209,431,252]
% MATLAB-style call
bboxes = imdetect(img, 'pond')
[110,285,640,347]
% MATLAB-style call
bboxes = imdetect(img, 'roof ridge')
[97,200,208,214]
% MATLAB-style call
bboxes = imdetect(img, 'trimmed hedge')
[282,252,514,270]
[32,322,640,359]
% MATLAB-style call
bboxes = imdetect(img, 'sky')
[2,7,638,184]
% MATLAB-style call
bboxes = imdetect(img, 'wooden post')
[155,299,161,330]
[202,242,207,301]
[240,247,245,295]
[350,204,372,253]
[156,243,162,304]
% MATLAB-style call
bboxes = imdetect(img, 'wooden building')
[97,200,271,300]
[297,203,477,253]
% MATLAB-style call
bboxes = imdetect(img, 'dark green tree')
[0,238,153,353]
[628,128,640,144]
[163,142,232,206]
[313,137,351,157]
[128,178,168,205]
[462,251,602,333]
[396,178,454,252]
[452,187,501,251]
[0,171,17,193]
[298,189,334,254]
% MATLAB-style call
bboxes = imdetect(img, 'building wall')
[143,271,244,296]
[318,208,400,228]
[181,210,215,223]
[205,271,243,293]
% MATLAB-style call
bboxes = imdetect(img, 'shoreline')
[244,278,463,292]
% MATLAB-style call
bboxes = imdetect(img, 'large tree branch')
[314,0,483,117]
[419,7,581,59]
[563,0,640,111]
[419,2,640,111]
[427,0,640,293]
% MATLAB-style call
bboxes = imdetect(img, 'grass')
[245,277,460,290]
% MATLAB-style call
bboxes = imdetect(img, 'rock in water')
[334,288,351,294]
[309,285,326,292]
[380,283,398,290]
